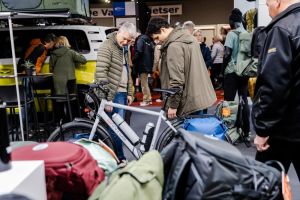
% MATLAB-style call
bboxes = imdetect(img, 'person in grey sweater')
[211,34,224,89]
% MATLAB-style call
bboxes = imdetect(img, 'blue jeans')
[108,92,127,161]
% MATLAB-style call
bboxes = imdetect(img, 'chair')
[31,75,55,137]
[0,84,37,141]
[43,79,81,124]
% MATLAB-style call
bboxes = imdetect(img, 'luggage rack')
[0,9,93,26]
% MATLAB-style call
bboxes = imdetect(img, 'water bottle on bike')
[112,113,140,146]
[140,122,155,153]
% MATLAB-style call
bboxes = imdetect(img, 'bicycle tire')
[83,92,100,119]
[155,119,184,152]
[47,121,116,151]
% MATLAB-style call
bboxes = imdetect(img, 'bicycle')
[48,81,179,159]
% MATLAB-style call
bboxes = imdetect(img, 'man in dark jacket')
[251,0,300,181]
[133,34,154,106]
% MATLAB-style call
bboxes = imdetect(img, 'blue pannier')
[182,115,227,140]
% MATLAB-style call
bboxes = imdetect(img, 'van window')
[0,29,90,59]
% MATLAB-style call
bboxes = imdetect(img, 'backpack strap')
[163,141,191,200]
[233,185,264,198]
[231,30,241,37]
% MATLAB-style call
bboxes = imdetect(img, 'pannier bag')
[182,115,227,140]
[161,129,284,200]
[74,138,119,175]
[89,151,164,200]
[215,99,250,146]
[12,142,104,200]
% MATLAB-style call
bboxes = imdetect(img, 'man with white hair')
[252,0,300,180]
[182,20,195,34]
[95,22,136,163]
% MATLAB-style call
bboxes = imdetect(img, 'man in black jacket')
[252,0,300,180]
[133,34,154,106]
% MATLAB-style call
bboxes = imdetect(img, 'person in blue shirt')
[223,8,250,142]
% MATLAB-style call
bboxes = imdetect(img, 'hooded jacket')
[133,34,154,74]
[24,38,47,73]
[95,32,133,101]
[160,28,216,116]
[251,3,300,142]
[50,46,86,95]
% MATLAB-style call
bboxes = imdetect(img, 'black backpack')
[161,129,283,200]
[251,26,267,60]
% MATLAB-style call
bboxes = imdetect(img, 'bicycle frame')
[89,99,177,159]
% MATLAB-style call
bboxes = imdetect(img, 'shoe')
[118,159,128,168]
[140,101,151,106]
[155,99,162,102]
[243,132,252,147]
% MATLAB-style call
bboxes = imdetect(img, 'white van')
[0,25,111,86]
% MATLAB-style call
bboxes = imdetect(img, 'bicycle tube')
[155,118,184,152]
[47,121,116,151]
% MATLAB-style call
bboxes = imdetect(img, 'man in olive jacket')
[146,18,216,118]
[95,22,136,161]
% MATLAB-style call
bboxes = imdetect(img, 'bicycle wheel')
[47,121,116,151]
[155,119,184,152]
[83,92,100,120]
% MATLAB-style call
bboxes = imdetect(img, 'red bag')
[12,142,104,200]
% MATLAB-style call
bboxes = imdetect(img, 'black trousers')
[256,138,300,182]
[223,72,250,133]
[211,63,223,87]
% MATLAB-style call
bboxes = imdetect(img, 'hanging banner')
[149,4,182,16]
[113,2,136,17]
[90,8,113,18]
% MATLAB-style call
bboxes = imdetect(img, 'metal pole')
[8,15,25,141]
[0,102,11,172]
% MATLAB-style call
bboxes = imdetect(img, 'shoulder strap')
[231,30,241,37]
[163,150,191,200]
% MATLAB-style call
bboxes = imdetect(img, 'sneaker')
[155,99,162,102]
[118,159,128,168]
[140,101,151,106]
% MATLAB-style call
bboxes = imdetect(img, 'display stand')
[0,160,47,200]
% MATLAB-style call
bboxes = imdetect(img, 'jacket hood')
[161,28,194,50]
[52,46,69,57]
[107,32,122,49]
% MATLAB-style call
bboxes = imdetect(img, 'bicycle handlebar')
[89,81,110,97]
